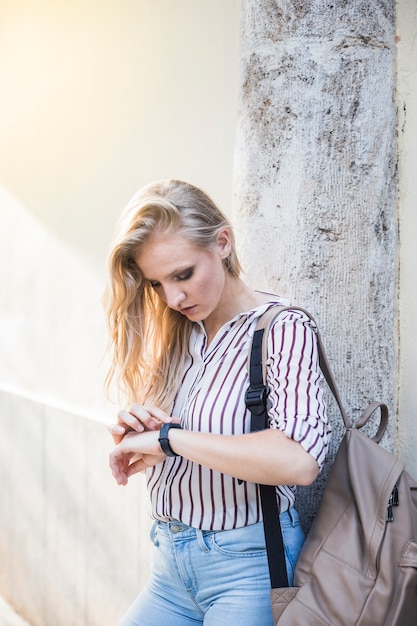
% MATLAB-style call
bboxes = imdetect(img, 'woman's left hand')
[109,430,166,486]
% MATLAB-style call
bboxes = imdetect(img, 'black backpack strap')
[250,305,351,429]
[246,326,268,433]
[245,319,289,588]
[246,304,355,590]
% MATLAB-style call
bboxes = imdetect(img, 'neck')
[203,277,271,345]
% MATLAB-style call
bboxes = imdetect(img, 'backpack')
[247,306,417,625]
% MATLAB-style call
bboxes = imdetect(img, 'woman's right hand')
[108,404,180,445]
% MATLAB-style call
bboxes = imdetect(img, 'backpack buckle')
[245,385,267,415]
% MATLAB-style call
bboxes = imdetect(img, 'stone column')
[233,0,397,526]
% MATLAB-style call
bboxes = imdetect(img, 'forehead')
[134,232,209,278]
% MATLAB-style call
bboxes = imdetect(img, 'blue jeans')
[118,509,304,626]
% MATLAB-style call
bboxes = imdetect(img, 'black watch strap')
[158,423,182,457]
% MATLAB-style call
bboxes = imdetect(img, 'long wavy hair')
[103,179,242,410]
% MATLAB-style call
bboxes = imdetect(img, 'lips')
[179,305,197,315]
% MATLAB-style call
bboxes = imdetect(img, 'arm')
[265,309,330,470]
[108,425,318,487]
[109,309,329,487]
[167,427,318,486]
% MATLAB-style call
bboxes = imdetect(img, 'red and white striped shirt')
[146,300,330,530]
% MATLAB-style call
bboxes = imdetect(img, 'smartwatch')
[158,423,182,457]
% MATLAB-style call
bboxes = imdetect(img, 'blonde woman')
[105,179,330,626]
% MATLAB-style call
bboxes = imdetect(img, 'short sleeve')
[266,309,331,469]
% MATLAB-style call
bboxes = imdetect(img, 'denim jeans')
[118,509,304,626]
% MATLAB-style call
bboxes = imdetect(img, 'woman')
[105,179,330,626]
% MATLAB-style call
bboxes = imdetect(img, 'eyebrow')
[143,265,194,282]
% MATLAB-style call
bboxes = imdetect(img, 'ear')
[215,227,232,259]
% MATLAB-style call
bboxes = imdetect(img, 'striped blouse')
[146,300,330,531]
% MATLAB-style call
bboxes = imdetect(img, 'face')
[135,229,231,323]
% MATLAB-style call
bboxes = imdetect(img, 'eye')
[175,268,194,282]
[149,280,161,290]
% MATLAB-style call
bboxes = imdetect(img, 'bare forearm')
[168,428,319,486]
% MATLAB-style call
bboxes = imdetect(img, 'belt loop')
[287,507,297,527]
[196,529,209,552]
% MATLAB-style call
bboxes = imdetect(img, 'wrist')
[158,423,182,457]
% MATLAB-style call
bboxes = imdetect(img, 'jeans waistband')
[155,508,299,540]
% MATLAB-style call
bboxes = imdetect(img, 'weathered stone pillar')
[233,0,397,526]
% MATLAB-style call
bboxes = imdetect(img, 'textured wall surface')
[397,0,417,481]
[0,391,150,626]
[233,0,398,526]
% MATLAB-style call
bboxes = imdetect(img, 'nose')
[164,284,186,310]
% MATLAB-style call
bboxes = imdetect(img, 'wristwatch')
[158,423,182,457]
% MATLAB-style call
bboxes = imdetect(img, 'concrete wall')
[397,0,417,480]
[0,1,241,624]
[0,393,149,625]
[233,0,399,527]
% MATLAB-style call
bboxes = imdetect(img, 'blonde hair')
[104,179,242,410]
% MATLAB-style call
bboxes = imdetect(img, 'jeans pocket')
[210,523,267,557]
[280,515,305,582]
[150,521,160,547]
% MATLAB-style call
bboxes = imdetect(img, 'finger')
[117,408,146,432]
[109,460,128,485]
[109,423,126,435]
[113,470,128,486]
[126,404,171,431]
[108,423,126,445]
[109,451,130,486]
[125,458,147,477]
[143,406,181,427]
